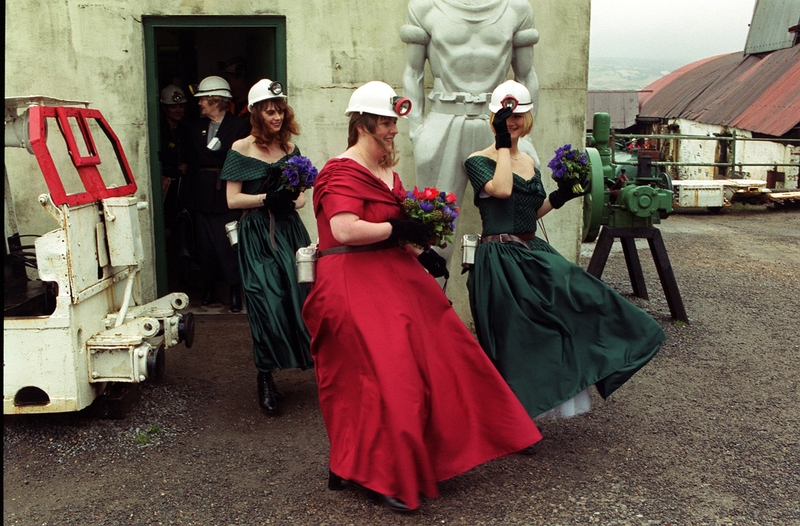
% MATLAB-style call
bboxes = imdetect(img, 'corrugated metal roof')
[744,0,800,54]
[639,44,800,136]
[586,91,639,130]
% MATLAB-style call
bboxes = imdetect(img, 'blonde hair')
[490,111,533,137]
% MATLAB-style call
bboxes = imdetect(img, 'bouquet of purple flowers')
[281,155,318,192]
[402,186,460,249]
[547,144,591,194]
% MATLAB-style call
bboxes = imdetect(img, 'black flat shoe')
[328,471,411,513]
[378,494,411,513]
[518,443,538,455]
[328,471,360,492]
[257,371,279,415]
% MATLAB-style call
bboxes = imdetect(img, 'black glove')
[263,188,300,215]
[387,219,433,247]
[493,106,514,150]
[548,173,589,209]
[417,249,450,279]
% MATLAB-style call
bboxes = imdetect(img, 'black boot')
[257,371,279,415]
[230,285,242,313]
[328,470,344,491]
[201,283,217,306]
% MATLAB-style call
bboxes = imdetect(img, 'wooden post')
[586,226,689,323]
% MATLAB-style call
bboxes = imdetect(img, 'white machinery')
[671,179,768,210]
[4,97,195,416]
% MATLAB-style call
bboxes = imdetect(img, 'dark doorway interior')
[154,26,279,124]
[144,17,286,297]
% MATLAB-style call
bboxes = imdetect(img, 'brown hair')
[250,98,299,152]
[347,113,398,168]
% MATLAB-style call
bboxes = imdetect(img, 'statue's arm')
[511,2,540,118]
[512,43,538,119]
[400,17,430,141]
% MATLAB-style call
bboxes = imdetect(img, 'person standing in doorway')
[184,75,250,312]
[219,58,250,119]
[158,84,192,291]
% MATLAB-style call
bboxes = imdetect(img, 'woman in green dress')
[464,80,665,420]
[222,79,313,415]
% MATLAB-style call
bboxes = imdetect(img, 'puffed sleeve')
[465,156,496,196]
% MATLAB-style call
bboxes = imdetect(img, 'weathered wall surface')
[5,0,590,320]
[672,119,799,187]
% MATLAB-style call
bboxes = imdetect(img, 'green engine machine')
[580,112,687,324]
[582,112,674,242]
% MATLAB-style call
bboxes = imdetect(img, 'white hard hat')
[194,76,232,98]
[489,80,533,113]
[345,81,412,118]
[247,79,286,112]
[160,85,186,105]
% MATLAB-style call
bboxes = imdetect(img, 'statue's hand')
[408,122,424,143]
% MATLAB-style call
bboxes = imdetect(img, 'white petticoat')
[535,389,592,420]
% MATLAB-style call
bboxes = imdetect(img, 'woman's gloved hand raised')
[387,218,433,247]
[548,173,589,209]
[263,188,300,215]
[493,106,514,150]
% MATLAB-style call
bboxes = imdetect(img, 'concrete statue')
[401,0,541,262]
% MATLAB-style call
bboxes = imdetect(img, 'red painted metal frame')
[27,105,137,207]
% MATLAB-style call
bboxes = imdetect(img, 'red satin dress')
[302,158,541,510]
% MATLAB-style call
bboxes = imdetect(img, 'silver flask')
[296,244,318,284]
[224,220,239,246]
[461,234,481,269]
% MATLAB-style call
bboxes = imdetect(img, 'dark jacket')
[183,112,251,214]
[158,115,192,180]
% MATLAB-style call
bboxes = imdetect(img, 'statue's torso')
[420,0,523,94]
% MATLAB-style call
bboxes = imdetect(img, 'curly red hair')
[250,98,299,152]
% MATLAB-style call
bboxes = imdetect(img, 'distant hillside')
[588,56,685,91]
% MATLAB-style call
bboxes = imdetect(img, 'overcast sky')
[589,0,758,65]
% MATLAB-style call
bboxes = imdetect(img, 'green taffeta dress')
[465,155,665,419]
[220,148,313,372]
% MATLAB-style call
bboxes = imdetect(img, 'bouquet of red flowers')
[402,186,460,249]
[547,144,590,194]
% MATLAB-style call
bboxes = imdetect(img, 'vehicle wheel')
[89,383,141,419]
[147,344,166,383]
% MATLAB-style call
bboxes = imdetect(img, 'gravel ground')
[4,204,799,526]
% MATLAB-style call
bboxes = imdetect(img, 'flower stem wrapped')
[547,144,591,195]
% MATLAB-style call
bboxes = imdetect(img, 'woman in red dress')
[302,81,542,513]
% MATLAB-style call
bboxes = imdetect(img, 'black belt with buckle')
[318,239,398,257]
[480,233,536,249]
